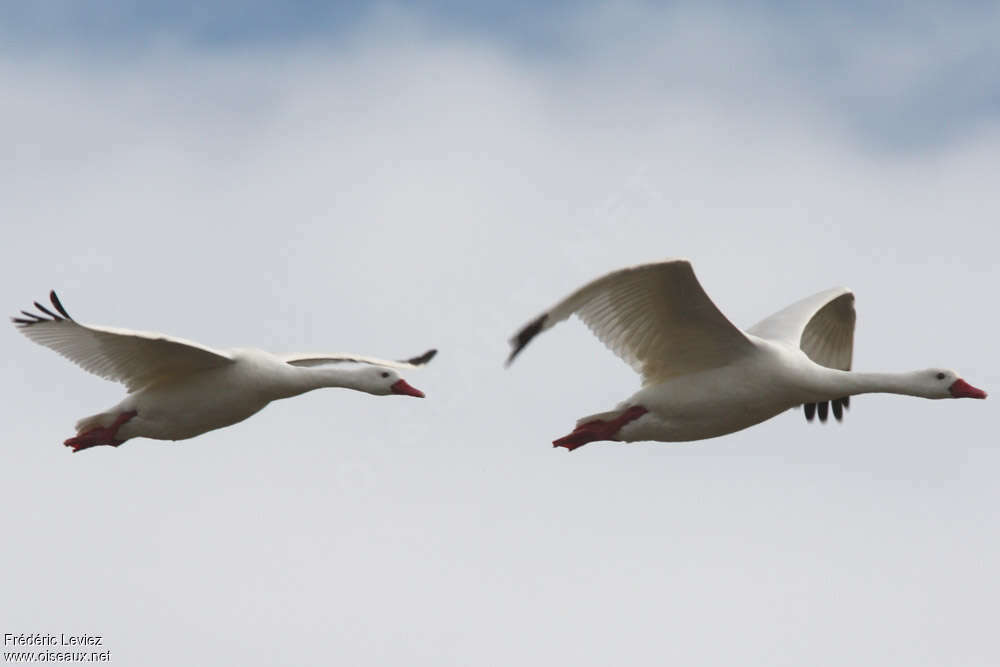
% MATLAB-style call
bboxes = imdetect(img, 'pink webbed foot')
[64,411,137,453]
[553,406,648,452]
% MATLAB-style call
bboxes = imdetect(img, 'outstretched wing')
[747,287,856,423]
[506,260,756,385]
[283,349,437,369]
[13,291,235,393]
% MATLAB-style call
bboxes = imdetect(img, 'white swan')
[506,259,986,450]
[14,292,436,452]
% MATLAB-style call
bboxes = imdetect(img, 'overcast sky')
[2,2,997,665]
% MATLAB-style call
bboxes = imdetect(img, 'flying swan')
[14,291,436,452]
[506,260,986,450]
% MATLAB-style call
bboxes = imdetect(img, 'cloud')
[1,5,998,666]
[5,1,999,148]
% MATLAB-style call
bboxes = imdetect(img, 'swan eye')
[936,372,946,380]
[380,371,390,378]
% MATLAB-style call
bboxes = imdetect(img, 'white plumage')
[507,259,986,450]
[14,292,435,452]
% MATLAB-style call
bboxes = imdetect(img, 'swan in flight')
[14,291,436,452]
[506,260,986,450]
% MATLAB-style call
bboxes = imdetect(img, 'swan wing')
[748,287,856,423]
[13,291,235,393]
[507,259,756,384]
[283,349,437,369]
[747,287,855,371]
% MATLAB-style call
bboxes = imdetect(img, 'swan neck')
[280,366,370,397]
[819,369,928,399]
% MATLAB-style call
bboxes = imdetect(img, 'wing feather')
[507,260,755,383]
[747,287,856,424]
[748,288,855,371]
[283,349,437,370]
[13,291,235,393]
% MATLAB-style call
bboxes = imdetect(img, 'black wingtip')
[832,398,845,422]
[404,349,437,366]
[49,290,72,320]
[12,292,73,327]
[34,300,62,321]
[804,399,849,424]
[506,313,547,367]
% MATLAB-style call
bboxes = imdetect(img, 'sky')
[2,2,998,665]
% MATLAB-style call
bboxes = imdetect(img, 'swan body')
[507,259,986,450]
[14,292,436,451]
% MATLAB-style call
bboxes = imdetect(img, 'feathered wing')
[13,291,235,393]
[506,260,756,384]
[283,349,437,369]
[747,287,856,422]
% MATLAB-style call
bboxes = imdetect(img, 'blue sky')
[4,1,999,151]
[4,0,572,49]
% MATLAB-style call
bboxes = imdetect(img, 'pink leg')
[64,411,138,453]
[553,406,649,451]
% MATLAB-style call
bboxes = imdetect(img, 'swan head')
[919,369,987,399]
[361,367,425,398]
